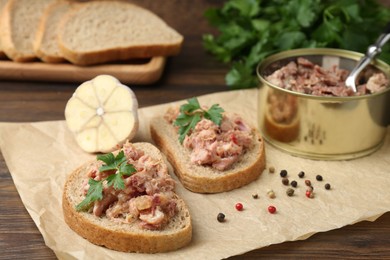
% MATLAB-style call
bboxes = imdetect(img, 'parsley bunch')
[203,0,390,89]
[76,151,136,211]
[174,97,224,143]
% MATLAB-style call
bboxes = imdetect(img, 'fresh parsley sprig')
[76,150,136,212]
[203,0,390,89]
[173,97,224,143]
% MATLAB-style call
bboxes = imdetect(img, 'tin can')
[257,48,390,160]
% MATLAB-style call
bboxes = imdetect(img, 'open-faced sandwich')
[62,141,192,253]
[150,98,266,193]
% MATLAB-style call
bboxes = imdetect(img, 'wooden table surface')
[1,1,389,259]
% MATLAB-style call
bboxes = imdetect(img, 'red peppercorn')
[268,205,276,214]
[235,203,243,211]
[306,190,314,198]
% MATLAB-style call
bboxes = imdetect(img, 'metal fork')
[345,22,390,92]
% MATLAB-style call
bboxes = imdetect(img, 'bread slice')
[34,1,72,63]
[62,142,192,253]
[150,115,266,193]
[57,1,184,66]
[0,0,9,59]
[0,0,57,62]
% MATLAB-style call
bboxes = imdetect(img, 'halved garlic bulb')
[65,75,139,153]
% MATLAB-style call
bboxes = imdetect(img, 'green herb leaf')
[106,172,125,190]
[204,104,224,125]
[76,151,136,211]
[120,163,137,176]
[203,0,390,89]
[76,179,103,211]
[174,98,225,143]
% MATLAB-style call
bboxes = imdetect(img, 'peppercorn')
[280,169,287,177]
[298,171,305,178]
[217,213,225,222]
[235,203,243,211]
[307,186,314,192]
[306,190,314,198]
[305,180,311,186]
[269,166,275,173]
[325,183,331,190]
[291,180,297,188]
[282,177,289,186]
[316,175,323,181]
[267,190,276,199]
[286,188,294,196]
[268,205,276,214]
[252,193,259,199]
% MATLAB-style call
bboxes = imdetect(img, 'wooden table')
[1,1,389,259]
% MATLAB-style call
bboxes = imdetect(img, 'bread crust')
[0,0,56,62]
[34,1,72,63]
[150,116,266,193]
[62,142,192,253]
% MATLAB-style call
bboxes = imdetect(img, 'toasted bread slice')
[0,0,57,62]
[34,1,72,63]
[62,142,192,253]
[150,115,266,193]
[57,1,183,66]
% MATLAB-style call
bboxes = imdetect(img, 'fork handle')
[367,22,390,59]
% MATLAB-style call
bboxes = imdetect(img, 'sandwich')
[62,141,192,253]
[150,97,266,193]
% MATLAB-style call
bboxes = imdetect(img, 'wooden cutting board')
[0,56,166,84]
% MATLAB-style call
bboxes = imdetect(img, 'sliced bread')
[0,0,9,59]
[150,114,266,193]
[34,0,72,63]
[0,0,57,62]
[57,1,184,66]
[62,142,192,253]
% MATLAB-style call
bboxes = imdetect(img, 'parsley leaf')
[76,151,136,212]
[204,0,390,89]
[75,179,103,211]
[174,98,224,143]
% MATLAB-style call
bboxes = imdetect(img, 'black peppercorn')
[325,183,331,190]
[282,177,289,185]
[252,193,259,199]
[305,180,311,186]
[280,169,288,177]
[291,180,297,188]
[316,175,323,181]
[298,171,305,178]
[217,213,225,222]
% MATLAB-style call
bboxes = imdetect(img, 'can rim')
[256,48,390,101]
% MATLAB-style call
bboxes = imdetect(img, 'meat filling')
[81,141,177,230]
[266,57,388,96]
[166,108,254,171]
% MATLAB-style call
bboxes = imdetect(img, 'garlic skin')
[65,75,139,153]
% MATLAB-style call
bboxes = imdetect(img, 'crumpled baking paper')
[0,89,389,260]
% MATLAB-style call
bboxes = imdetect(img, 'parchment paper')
[1,89,389,260]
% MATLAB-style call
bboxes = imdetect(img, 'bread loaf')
[57,1,183,65]
[0,0,57,61]
[62,142,192,253]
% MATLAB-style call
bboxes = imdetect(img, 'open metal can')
[257,48,390,160]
